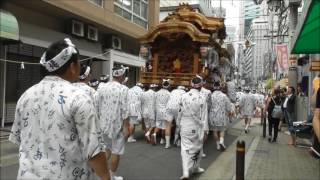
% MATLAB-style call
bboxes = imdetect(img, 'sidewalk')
[200,118,320,180]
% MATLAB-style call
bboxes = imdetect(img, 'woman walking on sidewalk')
[266,89,282,142]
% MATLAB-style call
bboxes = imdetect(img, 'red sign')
[275,44,289,71]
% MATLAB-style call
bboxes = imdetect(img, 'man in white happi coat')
[209,82,233,151]
[9,38,110,180]
[226,78,237,103]
[73,65,97,101]
[89,78,100,90]
[153,79,171,145]
[127,83,144,143]
[177,76,208,179]
[100,74,110,84]
[239,87,257,133]
[166,86,186,148]
[199,77,211,157]
[141,84,157,143]
[96,65,130,180]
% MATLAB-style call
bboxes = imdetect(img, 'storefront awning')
[0,9,19,42]
[291,0,320,54]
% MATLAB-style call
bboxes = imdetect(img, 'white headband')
[112,65,129,77]
[100,75,109,81]
[136,83,143,87]
[79,66,91,80]
[40,38,77,72]
[150,84,158,88]
[89,80,99,87]
[177,86,186,90]
[191,75,203,88]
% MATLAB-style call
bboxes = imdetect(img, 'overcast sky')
[211,0,240,28]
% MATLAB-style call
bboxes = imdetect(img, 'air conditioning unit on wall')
[71,20,84,37]
[112,36,122,50]
[66,19,85,37]
[87,25,98,42]
[102,35,122,51]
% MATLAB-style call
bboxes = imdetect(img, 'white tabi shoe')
[202,153,206,158]
[127,136,137,143]
[179,175,189,180]
[112,175,123,180]
[165,144,171,149]
[193,167,205,174]
[160,138,165,144]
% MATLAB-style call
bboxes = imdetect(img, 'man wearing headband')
[166,86,187,148]
[9,38,110,180]
[141,84,157,144]
[209,82,233,151]
[100,74,110,83]
[96,65,129,180]
[89,79,100,90]
[199,76,211,157]
[127,83,144,143]
[177,76,208,179]
[73,65,97,102]
[239,87,257,133]
[154,79,171,146]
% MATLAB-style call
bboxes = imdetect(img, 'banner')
[275,44,289,72]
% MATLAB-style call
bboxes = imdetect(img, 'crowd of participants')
[9,38,271,180]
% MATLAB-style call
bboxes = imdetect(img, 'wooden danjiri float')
[139,3,231,88]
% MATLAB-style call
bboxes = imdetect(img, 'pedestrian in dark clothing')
[278,88,287,131]
[266,89,282,142]
[283,87,296,145]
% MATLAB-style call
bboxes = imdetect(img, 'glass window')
[133,0,140,15]
[115,0,122,5]
[141,2,148,19]
[88,0,104,7]
[114,5,122,16]
[123,0,132,10]
[114,0,148,28]
[123,9,132,21]
[133,15,147,28]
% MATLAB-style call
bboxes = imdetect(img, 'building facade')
[0,0,159,124]
[159,0,213,21]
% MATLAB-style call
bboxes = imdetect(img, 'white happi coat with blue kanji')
[9,76,103,180]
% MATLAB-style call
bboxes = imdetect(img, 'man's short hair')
[43,39,79,75]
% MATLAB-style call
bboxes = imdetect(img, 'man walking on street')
[209,82,233,151]
[73,65,97,101]
[178,76,208,180]
[239,87,257,133]
[127,83,144,143]
[283,86,296,145]
[154,79,171,146]
[141,84,157,143]
[166,86,186,148]
[9,38,110,180]
[96,65,130,180]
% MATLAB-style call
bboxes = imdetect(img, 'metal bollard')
[236,140,245,180]
[262,111,266,138]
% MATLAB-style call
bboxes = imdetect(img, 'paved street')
[200,118,320,180]
[0,126,237,180]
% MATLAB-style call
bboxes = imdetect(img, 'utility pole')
[288,0,301,89]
